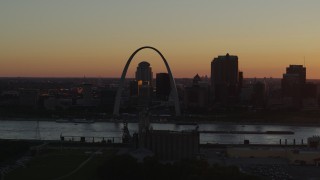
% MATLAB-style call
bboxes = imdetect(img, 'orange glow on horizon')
[1,1,320,79]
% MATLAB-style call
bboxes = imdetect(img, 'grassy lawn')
[5,148,116,180]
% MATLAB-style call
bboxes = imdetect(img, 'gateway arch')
[113,46,181,116]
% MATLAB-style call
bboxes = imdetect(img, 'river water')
[0,120,320,144]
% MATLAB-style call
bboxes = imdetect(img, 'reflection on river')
[0,120,320,144]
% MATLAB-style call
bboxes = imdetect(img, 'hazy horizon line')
[0,76,315,80]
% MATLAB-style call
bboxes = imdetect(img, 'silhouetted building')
[136,61,153,85]
[286,65,306,84]
[134,62,153,106]
[211,53,241,105]
[239,71,243,91]
[304,83,317,99]
[135,109,199,160]
[184,74,210,110]
[156,73,170,100]
[138,81,151,97]
[281,65,306,108]
[239,79,267,108]
[140,130,199,160]
[137,81,152,106]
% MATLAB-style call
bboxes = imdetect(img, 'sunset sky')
[1,1,320,78]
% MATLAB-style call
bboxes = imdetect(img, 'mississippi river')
[0,120,320,144]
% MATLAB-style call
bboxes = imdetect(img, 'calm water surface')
[1,120,320,144]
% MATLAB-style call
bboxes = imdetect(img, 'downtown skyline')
[1,1,320,78]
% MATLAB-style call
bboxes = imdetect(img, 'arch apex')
[113,46,181,117]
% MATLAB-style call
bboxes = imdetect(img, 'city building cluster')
[122,53,319,115]
[0,53,319,118]
[0,78,118,118]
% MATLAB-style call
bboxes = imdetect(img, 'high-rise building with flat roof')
[211,53,241,105]
[285,65,306,84]
[281,65,307,108]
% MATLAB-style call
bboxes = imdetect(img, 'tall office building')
[134,61,153,106]
[156,73,170,100]
[285,65,306,84]
[135,61,153,86]
[282,65,306,97]
[281,65,306,108]
[211,53,241,104]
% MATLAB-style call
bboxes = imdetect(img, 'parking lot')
[201,147,320,180]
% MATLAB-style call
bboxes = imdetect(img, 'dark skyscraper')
[133,61,153,105]
[156,73,170,100]
[282,65,306,97]
[135,61,153,86]
[285,65,306,84]
[211,53,240,104]
[281,65,306,108]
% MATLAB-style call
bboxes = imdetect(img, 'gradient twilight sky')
[1,1,320,78]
